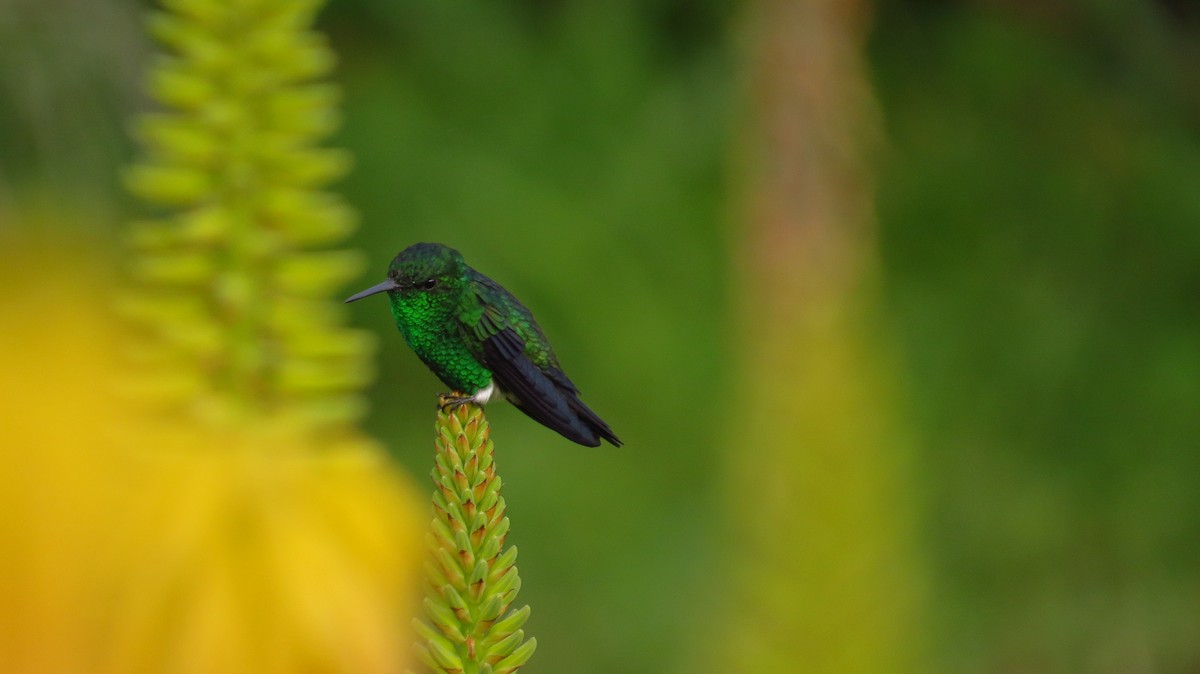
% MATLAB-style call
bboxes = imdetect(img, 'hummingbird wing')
[481,326,603,446]
[466,274,621,447]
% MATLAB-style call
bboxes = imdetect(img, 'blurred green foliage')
[3,0,1199,672]
[872,2,1200,671]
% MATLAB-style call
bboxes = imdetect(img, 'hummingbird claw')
[437,392,474,411]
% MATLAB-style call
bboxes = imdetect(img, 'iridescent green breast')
[388,291,492,393]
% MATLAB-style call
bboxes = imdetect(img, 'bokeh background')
[3,0,1199,672]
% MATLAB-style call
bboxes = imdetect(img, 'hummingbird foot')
[436,381,497,411]
[437,392,475,411]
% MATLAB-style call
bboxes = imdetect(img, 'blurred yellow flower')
[0,240,125,674]
[4,1,428,672]
[0,239,424,674]
[103,431,422,674]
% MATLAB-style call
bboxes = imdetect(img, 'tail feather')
[481,327,620,447]
[508,397,603,447]
[565,394,621,447]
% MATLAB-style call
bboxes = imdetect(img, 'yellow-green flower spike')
[414,399,537,674]
[123,0,369,433]
[109,1,428,672]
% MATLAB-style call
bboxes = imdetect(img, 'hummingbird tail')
[481,326,621,447]
[565,396,621,447]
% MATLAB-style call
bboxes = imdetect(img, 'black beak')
[344,279,400,303]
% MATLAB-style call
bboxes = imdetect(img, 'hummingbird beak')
[344,279,400,303]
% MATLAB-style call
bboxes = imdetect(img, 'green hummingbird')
[345,243,621,447]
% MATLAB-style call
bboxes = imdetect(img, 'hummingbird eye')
[423,278,438,290]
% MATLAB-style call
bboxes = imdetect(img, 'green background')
[3,0,1198,671]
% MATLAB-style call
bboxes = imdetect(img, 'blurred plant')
[0,239,127,674]
[0,233,425,674]
[123,0,367,433]
[111,0,425,668]
[0,0,421,672]
[717,1,925,672]
[413,400,536,674]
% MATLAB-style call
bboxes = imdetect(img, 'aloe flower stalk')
[78,0,429,672]
[718,1,925,672]
[122,0,369,432]
[413,399,537,674]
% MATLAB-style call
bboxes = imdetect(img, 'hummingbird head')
[384,242,466,292]
[345,243,467,330]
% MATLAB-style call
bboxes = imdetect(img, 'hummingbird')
[345,242,621,447]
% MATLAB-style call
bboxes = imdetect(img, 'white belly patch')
[473,380,498,405]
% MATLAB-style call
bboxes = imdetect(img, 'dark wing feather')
[544,366,622,446]
[467,272,621,447]
[482,327,604,446]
